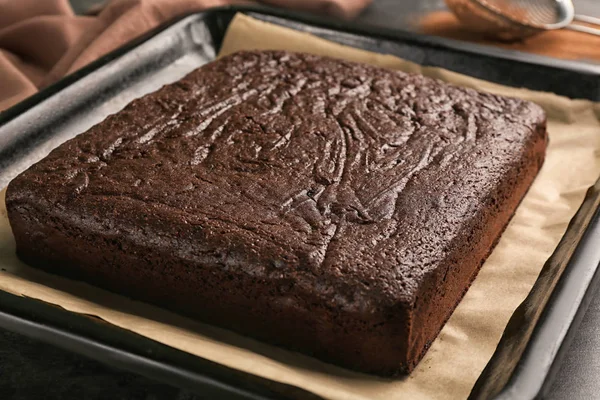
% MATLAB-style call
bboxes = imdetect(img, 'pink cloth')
[0,0,371,111]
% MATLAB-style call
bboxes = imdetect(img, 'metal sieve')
[445,0,600,41]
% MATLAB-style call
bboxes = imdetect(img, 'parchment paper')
[1,13,600,400]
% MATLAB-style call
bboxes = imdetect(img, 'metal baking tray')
[1,6,600,399]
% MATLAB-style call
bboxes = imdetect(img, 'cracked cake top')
[7,50,546,313]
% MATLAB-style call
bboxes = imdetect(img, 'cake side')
[7,198,414,374]
[6,50,548,375]
[406,119,547,369]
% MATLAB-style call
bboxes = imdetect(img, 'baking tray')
[1,5,600,399]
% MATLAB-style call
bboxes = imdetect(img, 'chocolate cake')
[6,50,548,376]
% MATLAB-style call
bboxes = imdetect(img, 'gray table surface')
[2,0,599,399]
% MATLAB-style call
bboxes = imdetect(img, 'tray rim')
[0,5,599,400]
[0,290,318,400]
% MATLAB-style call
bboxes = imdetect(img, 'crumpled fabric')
[0,0,371,111]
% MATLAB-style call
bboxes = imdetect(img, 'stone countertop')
[2,0,600,399]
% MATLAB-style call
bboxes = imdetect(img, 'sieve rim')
[473,0,575,31]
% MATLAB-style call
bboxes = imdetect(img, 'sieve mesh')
[482,0,561,26]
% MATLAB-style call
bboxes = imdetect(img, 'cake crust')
[6,50,548,375]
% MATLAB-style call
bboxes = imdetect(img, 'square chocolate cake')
[6,51,547,375]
